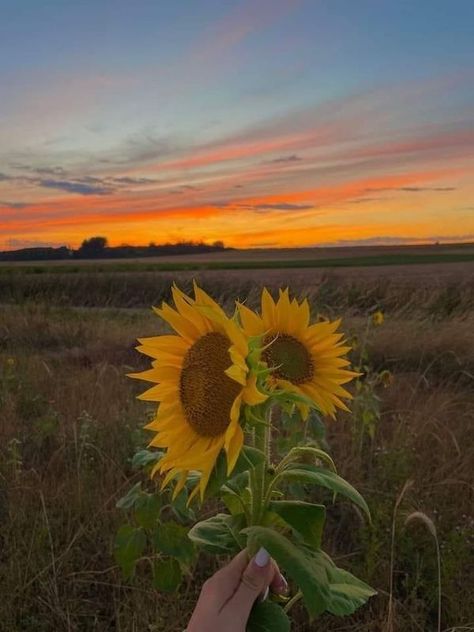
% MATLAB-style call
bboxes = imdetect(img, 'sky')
[0,0,473,250]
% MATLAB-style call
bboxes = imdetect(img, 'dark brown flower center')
[179,332,241,437]
[263,333,314,384]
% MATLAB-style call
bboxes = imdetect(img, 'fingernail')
[254,547,270,568]
[259,586,269,602]
[276,575,289,595]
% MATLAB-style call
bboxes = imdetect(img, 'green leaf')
[243,528,376,619]
[153,521,195,563]
[202,446,265,498]
[327,580,377,615]
[204,445,265,500]
[246,600,290,632]
[277,465,371,521]
[222,471,252,516]
[314,551,377,615]
[153,557,182,593]
[307,410,329,451]
[242,526,331,618]
[273,389,315,409]
[135,493,161,530]
[189,513,246,555]
[260,509,288,530]
[279,446,336,473]
[223,470,249,496]
[222,491,247,516]
[268,501,326,548]
[234,445,266,474]
[114,524,146,579]
[115,482,142,510]
[131,449,162,469]
[170,487,196,522]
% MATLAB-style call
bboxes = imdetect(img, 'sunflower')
[238,288,358,418]
[372,310,384,326]
[129,283,266,502]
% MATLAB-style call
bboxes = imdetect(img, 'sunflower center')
[179,332,241,437]
[263,333,314,384]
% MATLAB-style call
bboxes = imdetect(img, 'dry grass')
[1,270,473,631]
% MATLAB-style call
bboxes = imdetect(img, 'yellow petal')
[187,481,201,504]
[172,285,210,335]
[172,470,189,500]
[137,335,188,354]
[154,303,200,341]
[237,303,264,336]
[309,379,352,399]
[307,319,342,341]
[230,395,242,424]
[199,467,213,501]
[261,288,276,330]
[132,365,180,384]
[138,382,176,401]
[193,281,226,318]
[298,298,310,330]
[224,421,244,474]
[127,367,161,383]
[160,467,180,489]
[242,373,268,405]
[222,319,248,358]
[151,459,163,479]
[225,363,247,386]
[228,344,248,372]
[276,288,291,332]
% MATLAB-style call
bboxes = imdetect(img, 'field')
[1,250,473,631]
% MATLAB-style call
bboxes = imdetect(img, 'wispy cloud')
[0,169,161,198]
[39,178,114,196]
[267,154,303,164]
[394,186,456,192]
[0,200,33,209]
[240,202,315,212]
[1,66,473,248]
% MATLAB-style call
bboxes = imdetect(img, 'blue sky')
[0,0,473,249]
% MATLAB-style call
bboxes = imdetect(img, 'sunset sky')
[1,0,473,250]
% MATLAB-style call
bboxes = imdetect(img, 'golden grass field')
[1,252,473,631]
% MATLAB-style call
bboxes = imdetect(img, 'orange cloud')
[234,166,466,209]
[2,161,471,249]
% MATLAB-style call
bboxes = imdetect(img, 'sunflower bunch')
[125,283,375,626]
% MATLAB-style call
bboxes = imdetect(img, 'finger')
[204,549,249,603]
[214,549,249,585]
[228,547,273,618]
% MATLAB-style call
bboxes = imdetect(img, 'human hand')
[186,547,288,632]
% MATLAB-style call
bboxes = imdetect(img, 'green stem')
[283,590,303,613]
[250,404,272,525]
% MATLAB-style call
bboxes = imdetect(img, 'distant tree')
[212,240,225,249]
[77,236,108,258]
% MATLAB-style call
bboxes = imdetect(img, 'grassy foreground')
[0,271,473,631]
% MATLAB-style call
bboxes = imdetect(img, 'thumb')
[228,548,273,619]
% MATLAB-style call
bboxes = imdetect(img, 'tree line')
[0,237,229,261]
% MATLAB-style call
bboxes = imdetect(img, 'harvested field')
[1,258,473,631]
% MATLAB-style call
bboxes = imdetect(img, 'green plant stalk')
[283,590,302,613]
[249,404,273,525]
